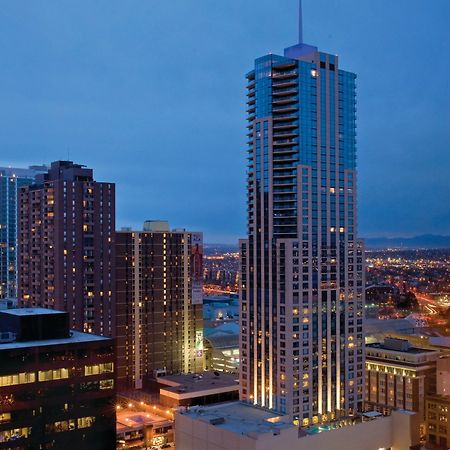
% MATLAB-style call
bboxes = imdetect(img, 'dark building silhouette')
[18,161,115,336]
[0,308,116,450]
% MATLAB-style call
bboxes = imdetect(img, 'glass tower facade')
[239,27,365,425]
[0,166,47,299]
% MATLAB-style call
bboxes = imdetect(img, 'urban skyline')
[0,0,448,243]
[0,2,448,449]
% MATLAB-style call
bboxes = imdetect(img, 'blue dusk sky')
[0,0,449,243]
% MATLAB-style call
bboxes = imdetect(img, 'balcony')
[273,163,296,170]
[273,113,298,122]
[273,96,298,106]
[272,70,297,80]
[272,80,297,89]
[273,205,297,211]
[274,130,298,138]
[273,155,298,163]
[273,149,298,156]
[273,180,296,187]
[274,122,298,131]
[273,139,298,147]
[273,62,297,71]
[273,105,298,114]
[272,87,298,97]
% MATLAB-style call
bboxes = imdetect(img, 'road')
[416,293,440,315]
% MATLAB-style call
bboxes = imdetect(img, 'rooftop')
[116,410,170,433]
[205,333,239,349]
[158,372,239,398]
[0,165,47,178]
[178,402,293,437]
[1,308,64,317]
[0,329,110,350]
[365,318,418,335]
[366,342,436,355]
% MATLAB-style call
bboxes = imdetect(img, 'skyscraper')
[18,161,115,337]
[0,165,47,299]
[116,221,204,390]
[239,2,365,425]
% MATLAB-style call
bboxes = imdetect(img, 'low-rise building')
[0,308,116,450]
[365,337,440,420]
[156,372,239,408]
[116,409,173,449]
[204,324,239,373]
[425,394,450,449]
[425,356,450,449]
[175,401,421,450]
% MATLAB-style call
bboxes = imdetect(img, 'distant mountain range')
[364,234,450,249]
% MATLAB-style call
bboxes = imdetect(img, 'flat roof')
[0,308,65,316]
[0,330,110,351]
[366,342,436,354]
[116,411,171,433]
[159,371,239,395]
[178,402,293,436]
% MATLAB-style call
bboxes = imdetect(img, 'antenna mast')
[298,0,303,44]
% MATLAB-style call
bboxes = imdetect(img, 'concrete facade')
[115,226,204,390]
[365,338,439,421]
[18,161,115,337]
[240,7,364,423]
[175,402,420,450]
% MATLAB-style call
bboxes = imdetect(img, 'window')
[99,379,114,390]
[0,413,11,424]
[46,420,75,433]
[0,427,31,442]
[0,372,35,387]
[38,368,69,382]
[84,363,114,376]
[77,416,95,429]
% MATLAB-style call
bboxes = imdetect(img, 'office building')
[365,338,439,420]
[115,221,204,390]
[0,308,115,450]
[0,165,47,299]
[239,1,364,423]
[18,161,115,336]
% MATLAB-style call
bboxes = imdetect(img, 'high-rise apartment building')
[0,165,47,299]
[18,161,115,336]
[239,3,365,424]
[116,221,204,390]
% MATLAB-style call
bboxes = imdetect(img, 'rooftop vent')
[209,417,225,425]
[384,337,411,352]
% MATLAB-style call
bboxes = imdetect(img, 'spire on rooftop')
[298,0,303,44]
